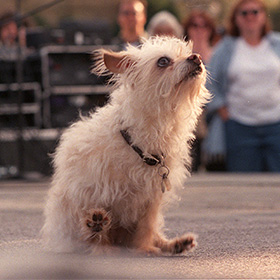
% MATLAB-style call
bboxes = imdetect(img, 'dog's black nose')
[187,54,201,66]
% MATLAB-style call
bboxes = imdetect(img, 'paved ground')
[0,173,280,279]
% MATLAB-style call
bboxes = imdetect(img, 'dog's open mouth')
[176,66,203,87]
[179,66,202,84]
[188,65,202,78]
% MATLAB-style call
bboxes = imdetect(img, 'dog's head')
[93,36,210,110]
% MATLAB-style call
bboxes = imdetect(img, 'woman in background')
[0,11,30,60]
[147,10,183,38]
[183,10,220,172]
[183,10,219,64]
[207,0,280,172]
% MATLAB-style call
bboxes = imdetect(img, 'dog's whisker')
[89,233,98,240]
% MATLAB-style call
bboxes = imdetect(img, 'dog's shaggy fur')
[41,36,210,255]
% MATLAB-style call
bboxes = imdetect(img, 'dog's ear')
[103,51,132,74]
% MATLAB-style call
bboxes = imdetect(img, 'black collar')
[120,129,162,166]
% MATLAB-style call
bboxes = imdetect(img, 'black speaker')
[0,82,42,128]
[41,45,110,87]
[0,129,60,176]
[59,19,112,45]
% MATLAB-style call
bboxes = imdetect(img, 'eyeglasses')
[239,9,262,17]
[189,23,208,29]
[120,10,137,17]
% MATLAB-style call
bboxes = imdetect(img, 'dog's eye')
[157,57,171,68]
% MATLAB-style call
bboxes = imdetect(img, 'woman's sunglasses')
[239,9,262,17]
[189,23,208,29]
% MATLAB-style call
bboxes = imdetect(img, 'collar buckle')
[143,154,161,166]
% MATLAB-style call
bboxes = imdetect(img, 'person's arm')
[206,38,231,121]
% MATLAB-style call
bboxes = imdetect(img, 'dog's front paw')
[172,233,197,254]
[80,208,112,246]
[86,209,111,233]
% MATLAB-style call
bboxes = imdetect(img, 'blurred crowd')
[1,0,280,173]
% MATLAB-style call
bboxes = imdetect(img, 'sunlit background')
[1,0,280,31]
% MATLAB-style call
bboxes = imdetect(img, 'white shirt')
[227,38,280,125]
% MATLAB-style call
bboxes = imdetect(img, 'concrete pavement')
[0,173,280,279]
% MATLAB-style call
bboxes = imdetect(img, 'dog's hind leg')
[154,232,197,255]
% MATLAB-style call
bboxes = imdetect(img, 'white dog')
[41,36,210,255]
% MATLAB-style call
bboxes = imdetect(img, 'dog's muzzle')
[187,54,203,77]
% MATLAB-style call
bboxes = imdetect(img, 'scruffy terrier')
[41,36,210,255]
